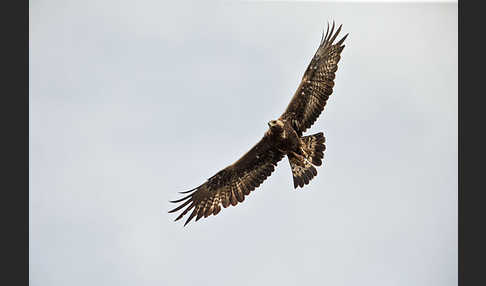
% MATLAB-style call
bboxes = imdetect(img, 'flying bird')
[169,22,348,226]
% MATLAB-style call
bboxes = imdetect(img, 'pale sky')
[30,1,457,285]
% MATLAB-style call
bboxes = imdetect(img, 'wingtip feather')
[328,23,342,44]
[169,193,193,203]
[179,187,198,194]
[336,33,348,46]
[168,198,193,213]
[184,209,198,226]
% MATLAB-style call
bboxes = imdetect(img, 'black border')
[459,1,483,285]
[5,0,28,284]
[458,1,462,284]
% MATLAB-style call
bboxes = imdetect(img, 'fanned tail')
[288,132,326,188]
[288,152,317,189]
[301,132,326,166]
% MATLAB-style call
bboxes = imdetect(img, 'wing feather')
[169,134,284,226]
[281,22,348,136]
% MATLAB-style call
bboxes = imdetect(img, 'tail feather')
[288,153,317,188]
[288,132,326,189]
[301,132,326,166]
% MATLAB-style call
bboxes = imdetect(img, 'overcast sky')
[30,1,457,285]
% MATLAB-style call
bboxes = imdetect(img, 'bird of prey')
[169,22,348,226]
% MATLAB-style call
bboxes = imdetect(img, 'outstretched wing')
[281,22,348,136]
[169,134,285,226]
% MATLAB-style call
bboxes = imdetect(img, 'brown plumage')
[282,22,348,136]
[169,22,347,226]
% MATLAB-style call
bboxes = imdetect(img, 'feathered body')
[169,22,348,226]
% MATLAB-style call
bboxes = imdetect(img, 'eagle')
[169,22,348,226]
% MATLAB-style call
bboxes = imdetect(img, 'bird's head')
[267,119,284,131]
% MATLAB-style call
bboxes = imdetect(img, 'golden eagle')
[170,22,348,226]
